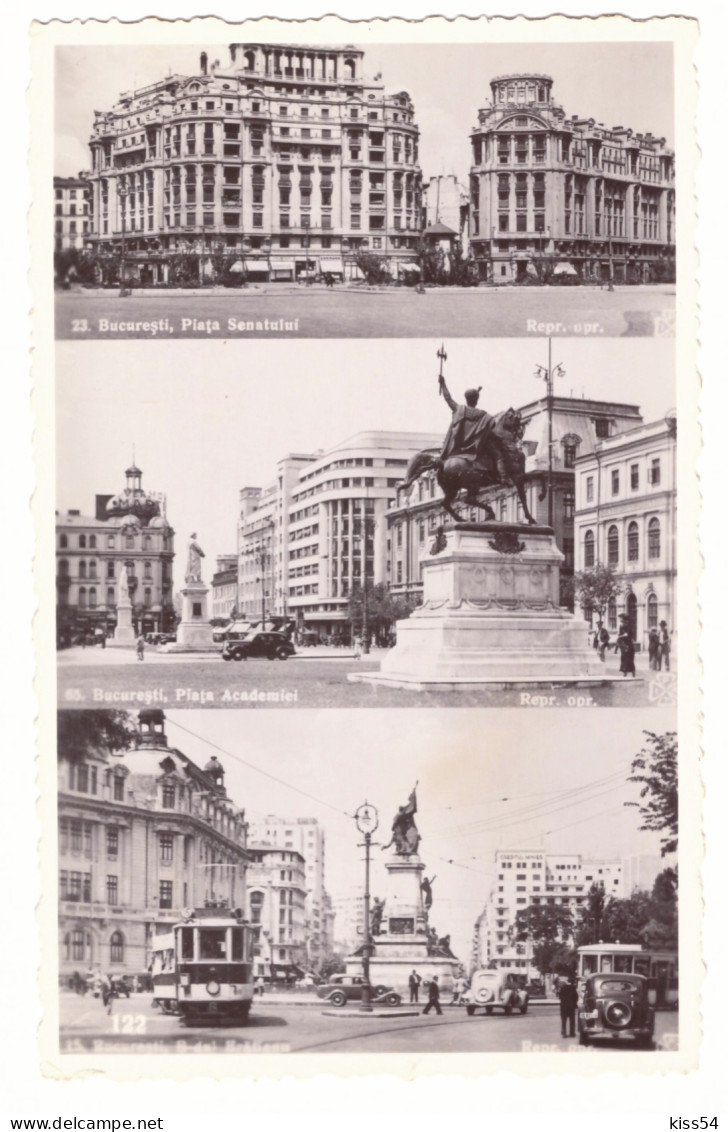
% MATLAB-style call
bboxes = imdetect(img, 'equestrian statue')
[402,348,536,525]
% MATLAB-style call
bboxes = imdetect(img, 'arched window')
[607,597,617,630]
[88,587,97,608]
[144,561,152,579]
[78,587,87,609]
[344,57,356,80]
[89,535,97,549]
[59,534,68,549]
[79,535,87,548]
[607,525,619,565]
[58,559,69,576]
[106,587,115,606]
[107,535,115,549]
[110,931,125,964]
[647,592,659,629]
[584,529,595,568]
[243,50,255,71]
[144,587,152,606]
[66,929,92,962]
[648,517,661,559]
[249,891,264,924]
[125,535,134,549]
[78,560,87,579]
[627,521,639,562]
[89,561,97,579]
[144,535,152,551]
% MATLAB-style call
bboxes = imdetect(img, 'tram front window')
[199,929,228,960]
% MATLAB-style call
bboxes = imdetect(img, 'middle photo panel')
[56,335,675,710]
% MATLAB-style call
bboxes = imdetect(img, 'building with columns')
[56,462,176,643]
[468,73,675,284]
[238,430,441,639]
[574,415,677,651]
[85,42,422,284]
[57,709,249,981]
[246,845,308,980]
[210,553,239,621]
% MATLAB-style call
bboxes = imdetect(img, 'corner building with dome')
[56,462,176,643]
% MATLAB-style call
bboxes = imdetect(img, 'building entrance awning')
[320,257,344,274]
[245,261,270,275]
[272,259,295,271]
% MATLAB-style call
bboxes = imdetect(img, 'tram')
[151,906,255,1023]
[576,943,678,1008]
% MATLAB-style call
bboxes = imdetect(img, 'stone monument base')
[108,602,135,648]
[168,580,218,652]
[352,522,620,689]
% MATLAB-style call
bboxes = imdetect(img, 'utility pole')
[534,340,565,529]
[355,802,379,1013]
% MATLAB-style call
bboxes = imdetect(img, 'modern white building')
[247,815,334,970]
[472,850,625,976]
[210,553,238,620]
[574,415,677,650]
[238,430,441,638]
[246,845,308,978]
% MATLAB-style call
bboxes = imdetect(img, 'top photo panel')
[54,38,677,341]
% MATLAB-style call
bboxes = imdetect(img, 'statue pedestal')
[108,600,135,647]
[168,581,217,652]
[346,853,460,996]
[352,523,612,689]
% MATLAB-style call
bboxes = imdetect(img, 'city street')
[58,992,679,1055]
[57,644,674,708]
[55,284,675,340]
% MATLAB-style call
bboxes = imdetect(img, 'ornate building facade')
[469,74,675,284]
[58,709,249,981]
[86,43,422,284]
[246,845,308,979]
[574,415,677,650]
[54,175,91,253]
[56,462,176,642]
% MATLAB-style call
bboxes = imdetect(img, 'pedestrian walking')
[451,974,467,1005]
[659,621,671,672]
[558,976,579,1038]
[136,634,145,661]
[100,973,114,1014]
[648,627,662,670]
[596,621,610,662]
[408,969,422,1004]
[255,976,265,997]
[422,976,443,1016]
[352,636,361,661]
[614,627,636,677]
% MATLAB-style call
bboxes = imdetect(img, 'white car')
[463,970,529,1016]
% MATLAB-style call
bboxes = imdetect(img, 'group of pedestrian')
[408,970,469,1016]
[594,616,671,678]
[648,621,672,671]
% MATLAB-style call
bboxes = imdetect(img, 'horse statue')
[402,406,537,524]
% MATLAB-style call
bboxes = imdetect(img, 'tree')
[318,952,346,980]
[568,562,623,619]
[626,731,678,855]
[574,882,608,947]
[348,581,420,645]
[513,904,575,977]
[354,251,390,286]
[57,710,137,763]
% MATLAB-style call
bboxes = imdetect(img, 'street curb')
[320,1008,421,1019]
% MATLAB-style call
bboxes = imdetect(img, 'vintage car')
[221,631,296,662]
[577,973,655,1047]
[463,970,529,1016]
[315,974,401,1008]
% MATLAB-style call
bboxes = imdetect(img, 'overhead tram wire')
[166,716,352,820]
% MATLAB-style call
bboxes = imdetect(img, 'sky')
[56,336,675,590]
[155,706,675,961]
[55,41,674,182]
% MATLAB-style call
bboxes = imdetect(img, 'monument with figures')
[109,564,136,646]
[346,788,460,996]
[352,347,606,690]
[168,533,217,652]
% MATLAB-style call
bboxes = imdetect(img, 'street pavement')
[57,643,675,708]
[58,992,679,1055]
[56,284,675,340]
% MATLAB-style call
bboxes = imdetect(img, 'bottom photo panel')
[51,706,683,1067]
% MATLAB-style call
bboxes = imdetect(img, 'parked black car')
[222,631,296,662]
[578,973,655,1047]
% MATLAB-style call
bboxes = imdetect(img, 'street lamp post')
[534,340,565,529]
[118,182,131,298]
[355,801,379,1013]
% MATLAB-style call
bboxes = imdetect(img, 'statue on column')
[117,564,130,605]
[186,533,205,583]
[382,786,421,856]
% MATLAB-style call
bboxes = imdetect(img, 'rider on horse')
[439,375,521,487]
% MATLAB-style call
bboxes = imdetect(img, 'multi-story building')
[58,708,249,980]
[238,430,441,639]
[246,845,308,978]
[86,43,422,285]
[54,175,91,253]
[210,553,238,621]
[332,890,366,954]
[422,173,469,251]
[387,396,643,605]
[469,73,675,284]
[248,816,334,970]
[56,462,176,642]
[574,415,677,649]
[472,850,625,976]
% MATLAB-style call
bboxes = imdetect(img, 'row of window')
[58,533,167,550]
[62,929,125,964]
[61,587,155,610]
[583,458,662,502]
[58,560,159,579]
[583,518,662,567]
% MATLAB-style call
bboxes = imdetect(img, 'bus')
[577,943,678,1008]
[151,907,256,1024]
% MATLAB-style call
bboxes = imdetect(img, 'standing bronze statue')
[401,348,536,524]
[381,786,421,856]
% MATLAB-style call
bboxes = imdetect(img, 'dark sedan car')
[315,974,401,1007]
[222,631,296,662]
[578,973,655,1047]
